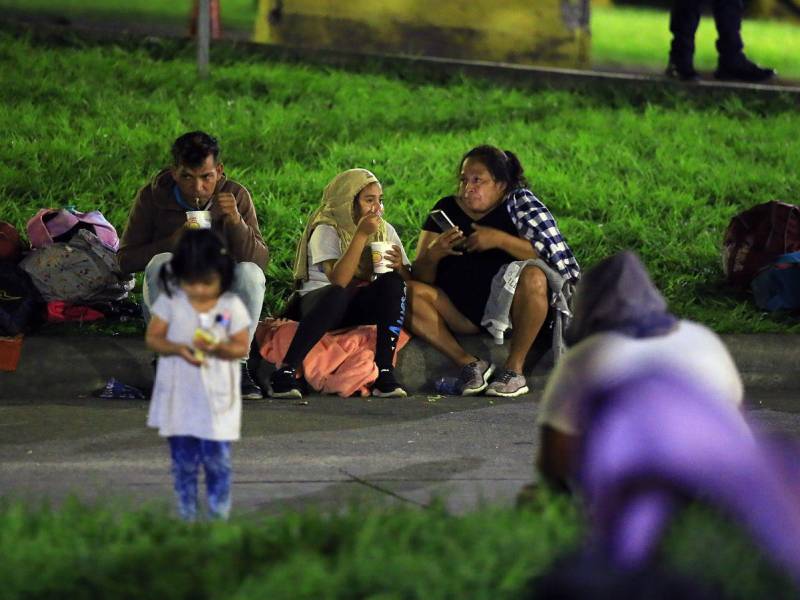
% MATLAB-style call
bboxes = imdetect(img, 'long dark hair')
[159,229,235,297]
[458,145,528,192]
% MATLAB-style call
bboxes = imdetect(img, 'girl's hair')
[159,229,236,296]
[458,145,528,191]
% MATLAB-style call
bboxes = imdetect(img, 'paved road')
[2,386,799,518]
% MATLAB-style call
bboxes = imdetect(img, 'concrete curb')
[2,333,799,401]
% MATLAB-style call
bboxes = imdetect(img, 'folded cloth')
[481,258,574,363]
[93,377,147,400]
[255,318,411,397]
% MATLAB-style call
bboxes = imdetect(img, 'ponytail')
[502,149,528,190]
[459,145,528,192]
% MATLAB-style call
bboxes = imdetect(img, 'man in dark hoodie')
[119,131,268,399]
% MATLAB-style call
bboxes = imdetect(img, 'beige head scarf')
[292,168,388,287]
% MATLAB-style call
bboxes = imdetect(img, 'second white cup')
[370,241,393,274]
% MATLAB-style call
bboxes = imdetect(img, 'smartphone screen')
[429,209,466,249]
[429,209,456,232]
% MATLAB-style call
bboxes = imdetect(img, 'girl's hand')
[356,214,382,236]
[193,336,218,354]
[178,345,203,366]
[465,223,501,253]
[385,244,404,271]
[427,227,465,261]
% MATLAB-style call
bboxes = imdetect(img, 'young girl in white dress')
[145,229,251,520]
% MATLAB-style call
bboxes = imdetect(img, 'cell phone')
[429,209,466,249]
[429,209,457,232]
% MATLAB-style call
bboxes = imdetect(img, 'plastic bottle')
[434,376,463,395]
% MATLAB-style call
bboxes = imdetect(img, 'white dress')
[147,290,251,441]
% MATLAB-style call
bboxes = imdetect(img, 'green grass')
[592,6,800,80]
[1,32,799,333]
[0,0,258,31]
[0,494,795,599]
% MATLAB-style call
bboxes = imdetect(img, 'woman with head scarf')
[534,250,744,491]
[268,169,411,399]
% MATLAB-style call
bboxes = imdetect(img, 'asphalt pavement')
[1,333,799,518]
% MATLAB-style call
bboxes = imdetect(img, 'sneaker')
[715,55,775,83]
[240,363,263,400]
[665,59,699,82]
[486,369,529,398]
[268,366,303,399]
[372,368,407,398]
[458,359,495,396]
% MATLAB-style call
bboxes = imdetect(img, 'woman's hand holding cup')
[383,244,404,271]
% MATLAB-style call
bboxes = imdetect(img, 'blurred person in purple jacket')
[527,250,800,585]
[534,251,743,491]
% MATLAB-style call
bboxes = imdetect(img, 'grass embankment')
[1,1,798,79]
[0,496,795,599]
[1,32,799,332]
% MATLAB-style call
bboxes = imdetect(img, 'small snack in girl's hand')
[192,328,218,362]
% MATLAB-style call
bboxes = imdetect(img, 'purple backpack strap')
[73,210,119,252]
[27,209,79,249]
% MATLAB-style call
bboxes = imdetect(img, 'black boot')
[715,53,776,83]
[665,56,700,82]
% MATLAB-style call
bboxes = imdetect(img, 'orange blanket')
[255,318,411,397]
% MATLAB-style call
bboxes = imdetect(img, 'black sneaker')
[240,362,263,400]
[715,55,775,83]
[372,368,407,398]
[269,366,303,399]
[665,59,699,82]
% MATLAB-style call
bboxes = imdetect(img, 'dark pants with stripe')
[283,272,407,371]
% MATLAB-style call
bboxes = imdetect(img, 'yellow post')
[254,0,590,68]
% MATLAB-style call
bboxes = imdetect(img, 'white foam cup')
[370,241,394,274]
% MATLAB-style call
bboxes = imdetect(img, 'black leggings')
[283,272,407,371]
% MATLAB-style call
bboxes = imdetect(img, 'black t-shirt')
[422,195,519,326]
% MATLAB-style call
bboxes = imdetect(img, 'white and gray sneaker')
[458,359,495,395]
[486,369,529,398]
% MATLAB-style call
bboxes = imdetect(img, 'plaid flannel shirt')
[505,188,580,282]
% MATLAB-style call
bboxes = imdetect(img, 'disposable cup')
[186,210,212,230]
[370,241,394,274]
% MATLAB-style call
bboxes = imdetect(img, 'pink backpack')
[27,208,119,252]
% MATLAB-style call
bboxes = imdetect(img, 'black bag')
[0,262,43,336]
[722,201,800,289]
